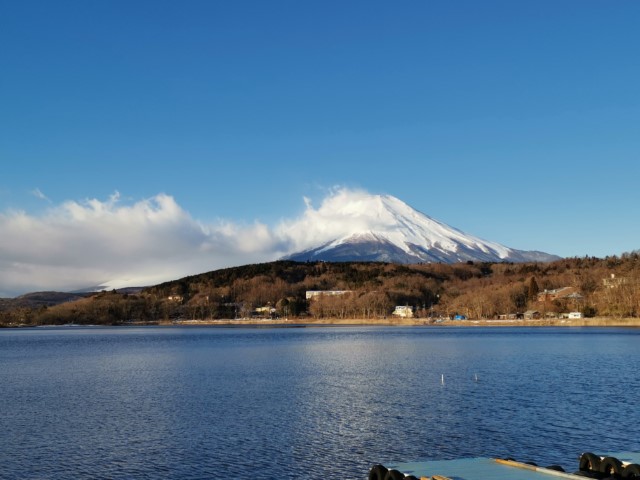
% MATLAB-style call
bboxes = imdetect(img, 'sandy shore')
[168,317,640,328]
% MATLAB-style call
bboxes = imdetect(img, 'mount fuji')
[284,194,559,264]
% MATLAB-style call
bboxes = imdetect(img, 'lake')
[1,326,639,479]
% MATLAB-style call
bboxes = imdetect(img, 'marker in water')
[441,374,445,385]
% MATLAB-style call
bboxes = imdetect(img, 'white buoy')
[441,374,445,385]
[474,373,478,382]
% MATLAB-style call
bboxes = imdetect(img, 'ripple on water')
[1,326,640,479]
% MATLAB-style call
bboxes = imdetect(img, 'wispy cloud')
[0,188,379,296]
[30,188,52,203]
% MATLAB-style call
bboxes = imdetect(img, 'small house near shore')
[392,306,414,318]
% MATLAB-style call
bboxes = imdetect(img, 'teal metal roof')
[391,457,582,480]
[607,452,640,465]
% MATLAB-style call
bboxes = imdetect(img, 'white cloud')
[0,193,290,297]
[0,187,381,297]
[275,187,387,251]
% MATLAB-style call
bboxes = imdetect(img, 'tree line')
[2,253,640,326]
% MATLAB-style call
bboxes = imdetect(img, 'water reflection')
[1,326,639,479]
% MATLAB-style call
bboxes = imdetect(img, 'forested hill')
[147,260,447,303]
[2,254,640,326]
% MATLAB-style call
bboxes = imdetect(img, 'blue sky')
[1,1,639,295]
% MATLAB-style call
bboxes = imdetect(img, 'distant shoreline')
[4,317,640,329]
[165,317,640,328]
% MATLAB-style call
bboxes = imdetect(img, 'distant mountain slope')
[0,291,89,311]
[285,194,559,264]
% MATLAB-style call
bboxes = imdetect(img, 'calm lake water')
[1,326,639,479]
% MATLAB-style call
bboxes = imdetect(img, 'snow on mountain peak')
[282,189,559,264]
[319,192,510,257]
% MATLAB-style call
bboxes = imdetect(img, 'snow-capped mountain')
[284,194,559,264]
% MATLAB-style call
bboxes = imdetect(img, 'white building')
[392,306,414,318]
[305,290,352,300]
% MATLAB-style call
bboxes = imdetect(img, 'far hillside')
[2,252,639,327]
